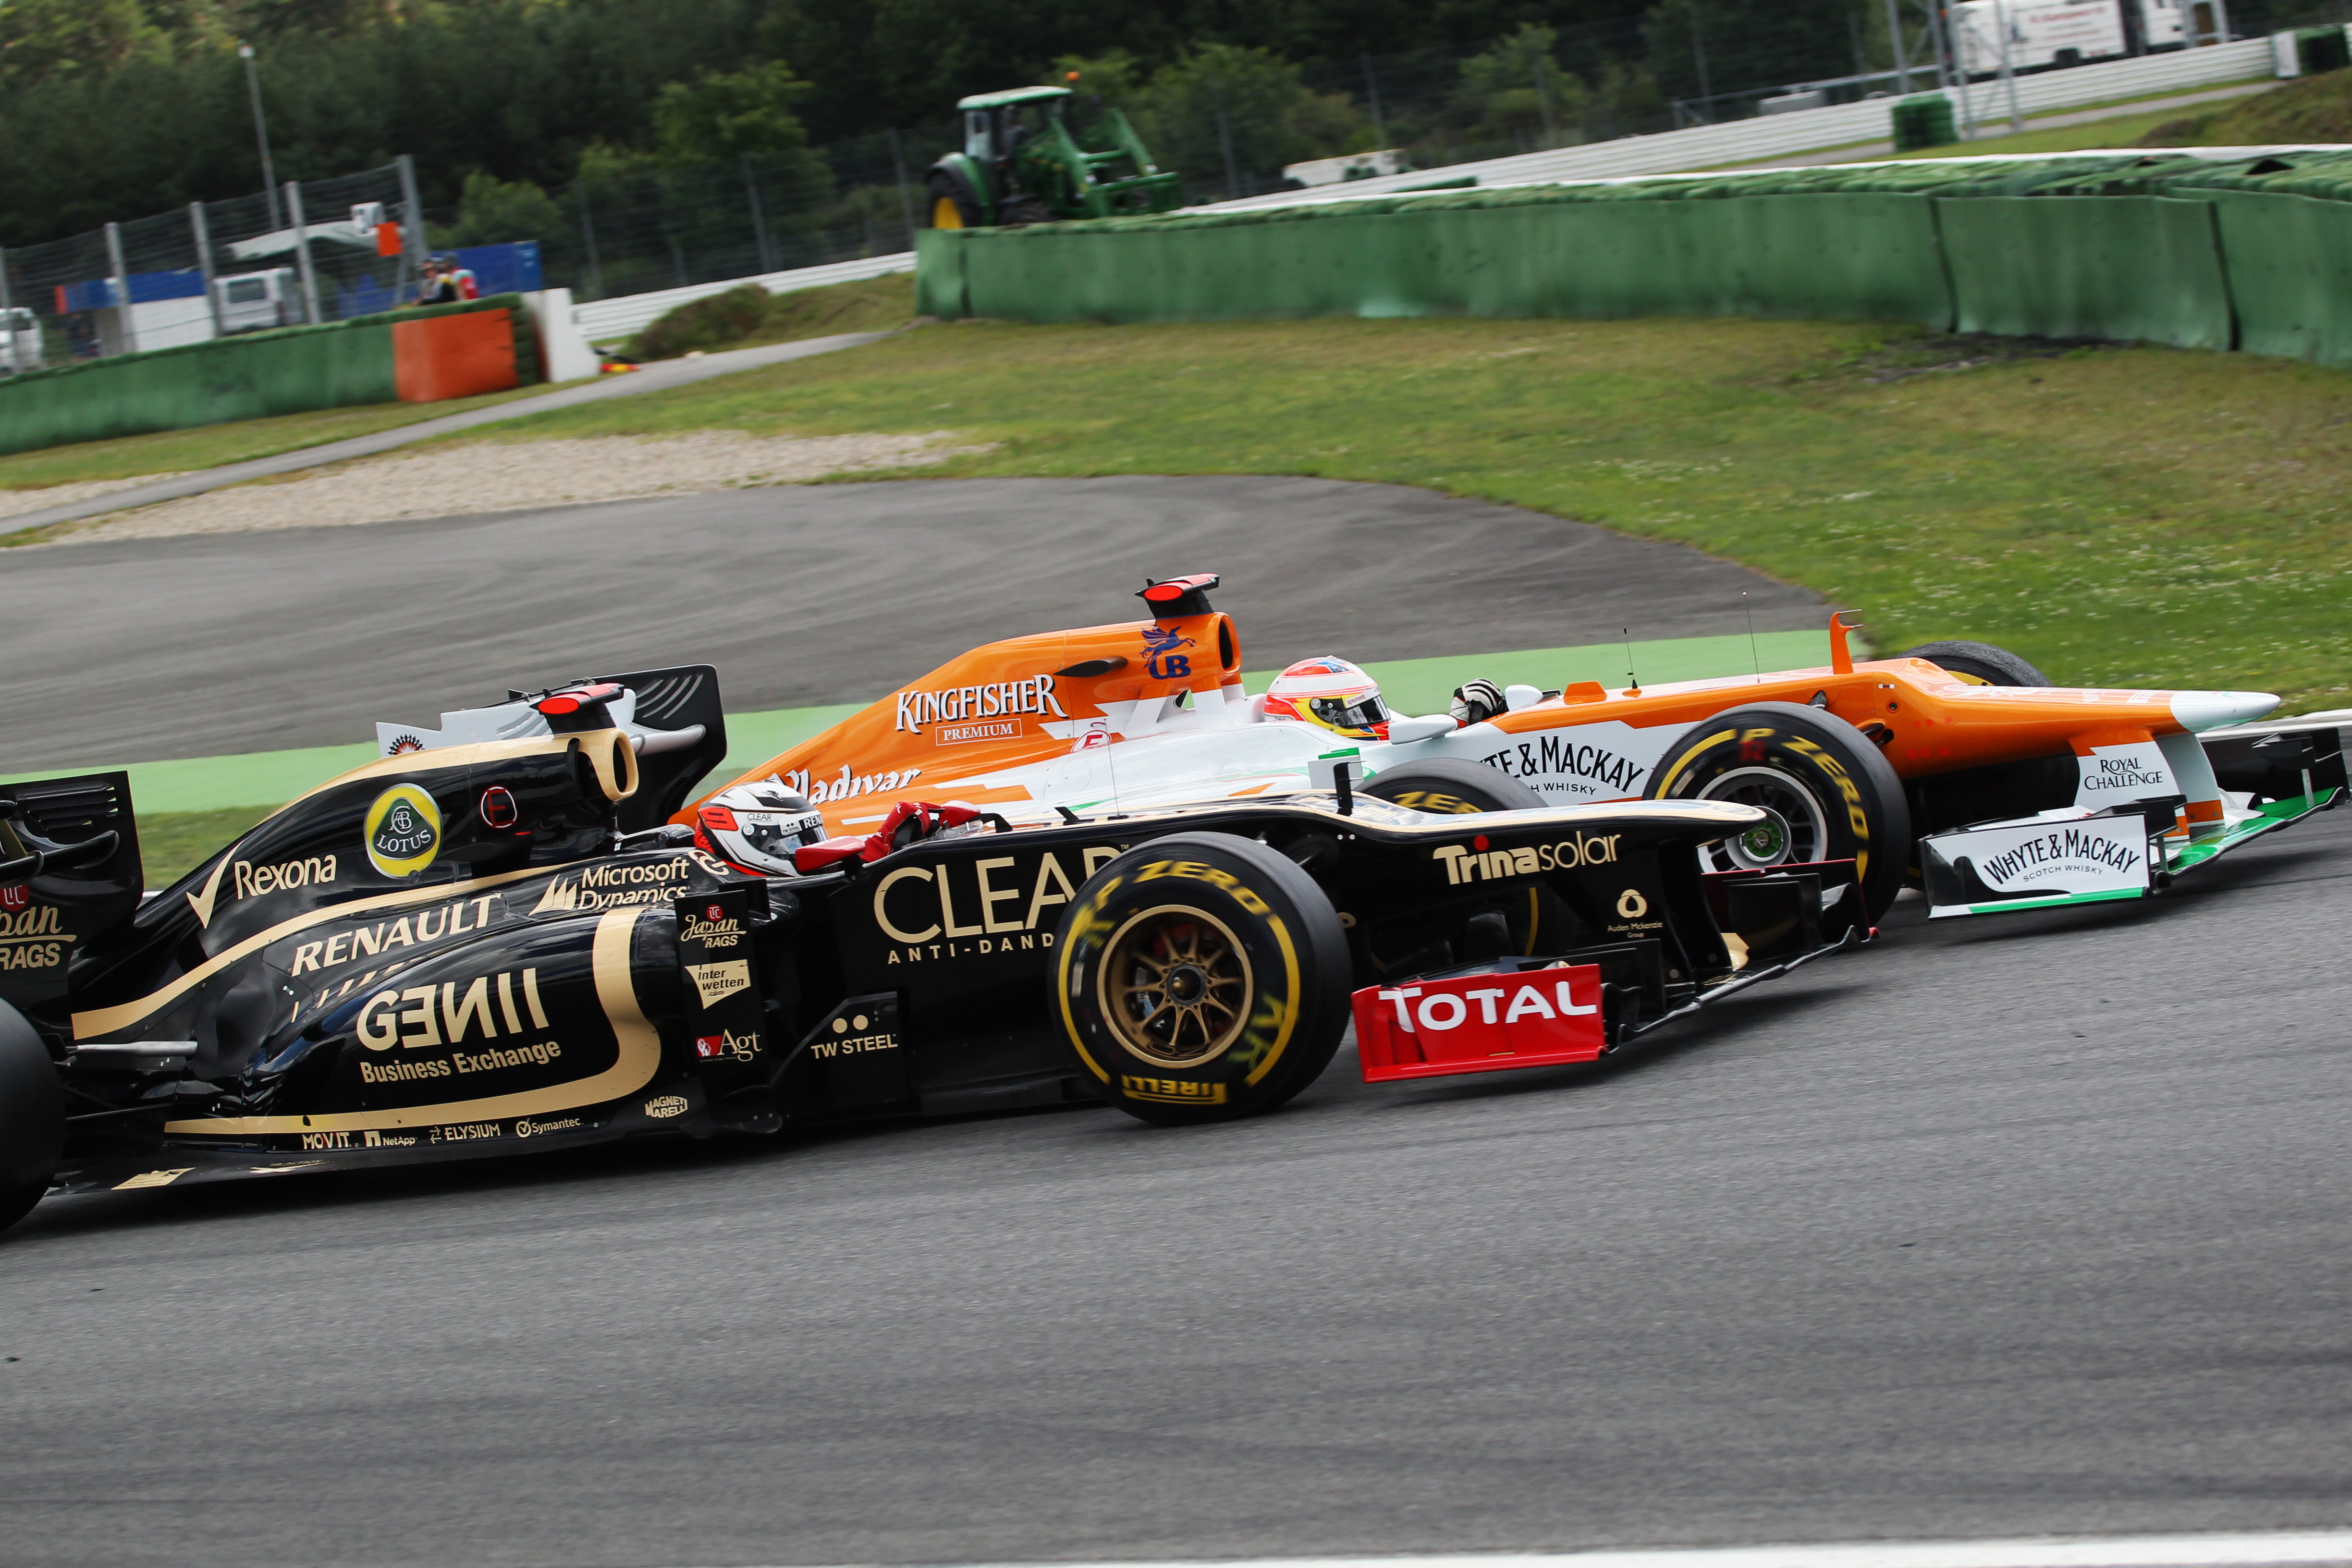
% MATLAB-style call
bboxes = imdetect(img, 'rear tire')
[924,171,980,229]
[1362,757,1545,816]
[1361,759,1567,966]
[0,1002,61,1235]
[1894,639,2050,687]
[1054,832,1350,1126]
[1644,701,1912,922]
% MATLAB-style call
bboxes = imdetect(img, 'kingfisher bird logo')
[1142,624,1197,680]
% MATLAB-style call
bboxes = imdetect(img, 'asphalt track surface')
[2,475,1822,770]
[5,809,2348,1568]
[7,480,2350,1568]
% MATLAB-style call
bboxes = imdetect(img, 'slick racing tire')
[1362,757,1546,816]
[1894,639,2050,687]
[924,171,981,229]
[1055,832,1351,1127]
[0,1001,62,1236]
[1645,701,1911,923]
[1361,759,1567,964]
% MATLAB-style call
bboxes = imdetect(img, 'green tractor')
[924,85,1184,228]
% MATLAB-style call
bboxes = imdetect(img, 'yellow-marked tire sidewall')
[1054,833,1349,1126]
[1645,702,1911,922]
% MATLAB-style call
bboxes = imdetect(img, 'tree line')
[0,0,1888,250]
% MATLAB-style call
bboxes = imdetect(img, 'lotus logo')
[364,784,441,878]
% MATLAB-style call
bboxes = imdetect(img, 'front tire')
[1644,701,1911,922]
[0,1002,62,1235]
[1054,832,1350,1126]
[1894,639,2050,687]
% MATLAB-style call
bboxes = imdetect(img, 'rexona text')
[1433,833,1620,886]
[893,674,1066,734]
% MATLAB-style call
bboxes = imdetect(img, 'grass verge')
[138,806,275,888]
[2141,66,2352,143]
[468,313,2352,712]
[0,383,554,496]
[622,273,917,360]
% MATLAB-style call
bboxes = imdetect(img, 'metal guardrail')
[571,251,921,344]
[1201,38,2277,208]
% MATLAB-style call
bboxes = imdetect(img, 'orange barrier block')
[392,308,518,403]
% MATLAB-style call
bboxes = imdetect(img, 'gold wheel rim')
[1097,905,1253,1070]
[931,195,965,230]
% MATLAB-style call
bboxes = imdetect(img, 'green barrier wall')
[1938,196,2231,349]
[0,294,538,459]
[2205,190,2352,367]
[936,194,1952,329]
[921,150,2352,369]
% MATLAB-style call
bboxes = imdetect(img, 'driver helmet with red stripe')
[1262,656,1389,740]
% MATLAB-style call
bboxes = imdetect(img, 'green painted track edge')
[6,630,1832,816]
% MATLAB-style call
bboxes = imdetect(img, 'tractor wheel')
[0,1001,61,1236]
[1644,701,1912,923]
[1893,639,2050,687]
[1054,832,1350,1126]
[924,172,980,230]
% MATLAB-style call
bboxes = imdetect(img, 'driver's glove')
[1450,679,1506,726]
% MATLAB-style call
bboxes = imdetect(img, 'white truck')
[211,268,302,334]
[0,306,40,374]
[1948,0,2194,74]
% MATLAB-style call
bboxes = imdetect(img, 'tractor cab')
[958,85,1071,173]
[928,83,1183,229]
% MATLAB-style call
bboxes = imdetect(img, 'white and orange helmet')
[1263,656,1389,740]
[693,780,826,876]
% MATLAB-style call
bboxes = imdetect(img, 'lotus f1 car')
[694,575,2342,925]
[0,663,1866,1234]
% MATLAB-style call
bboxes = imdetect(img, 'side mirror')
[1387,714,1457,743]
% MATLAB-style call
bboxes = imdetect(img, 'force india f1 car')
[694,575,2344,928]
[0,662,1867,1234]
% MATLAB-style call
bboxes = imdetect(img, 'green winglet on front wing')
[1925,789,2339,919]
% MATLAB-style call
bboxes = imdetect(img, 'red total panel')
[1353,965,1605,1083]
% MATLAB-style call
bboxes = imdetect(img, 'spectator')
[415,258,459,306]
[447,257,480,300]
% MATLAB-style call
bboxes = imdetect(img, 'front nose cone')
[2170,690,2280,732]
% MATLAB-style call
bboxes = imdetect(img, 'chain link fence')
[0,3,2316,368]
[0,162,417,373]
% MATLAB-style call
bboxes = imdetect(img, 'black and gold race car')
[0,665,1867,1235]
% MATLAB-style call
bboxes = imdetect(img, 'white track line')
[708,1534,2352,1568]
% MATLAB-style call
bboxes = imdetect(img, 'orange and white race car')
[685,573,2341,924]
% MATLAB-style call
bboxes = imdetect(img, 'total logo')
[1433,831,1621,886]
